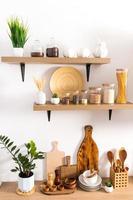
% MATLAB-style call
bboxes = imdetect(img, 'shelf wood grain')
[1,56,111,65]
[33,102,133,111]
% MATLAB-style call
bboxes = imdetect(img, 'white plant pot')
[13,48,24,57]
[35,91,46,105]
[51,97,60,104]
[104,185,113,193]
[18,173,34,192]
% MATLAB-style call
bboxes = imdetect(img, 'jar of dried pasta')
[89,87,102,104]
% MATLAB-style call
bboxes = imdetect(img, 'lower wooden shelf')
[33,102,133,121]
[0,178,133,200]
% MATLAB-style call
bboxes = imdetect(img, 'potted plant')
[0,135,44,192]
[34,78,46,105]
[104,180,113,193]
[51,93,60,104]
[7,17,29,56]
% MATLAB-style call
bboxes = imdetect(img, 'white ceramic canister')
[18,173,34,192]
[102,83,115,104]
[35,91,46,104]
[13,48,24,57]
[78,48,91,57]
[94,42,108,58]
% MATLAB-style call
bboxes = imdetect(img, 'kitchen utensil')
[107,151,114,167]
[116,159,122,172]
[46,141,65,179]
[50,67,84,97]
[78,174,102,187]
[60,156,77,179]
[119,149,127,170]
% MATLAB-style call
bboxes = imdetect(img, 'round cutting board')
[50,67,84,97]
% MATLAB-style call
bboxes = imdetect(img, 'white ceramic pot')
[18,173,34,192]
[78,48,91,57]
[83,170,98,185]
[51,97,60,104]
[64,48,77,58]
[13,48,24,57]
[104,185,113,193]
[94,42,108,58]
[35,91,46,105]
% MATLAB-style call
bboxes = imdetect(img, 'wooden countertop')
[0,178,133,200]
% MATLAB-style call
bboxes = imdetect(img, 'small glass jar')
[89,87,101,104]
[46,37,59,57]
[31,40,44,57]
[102,83,115,104]
[73,90,80,104]
[80,90,88,105]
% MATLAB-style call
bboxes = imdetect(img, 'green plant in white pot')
[51,93,60,104]
[7,17,29,57]
[0,135,44,192]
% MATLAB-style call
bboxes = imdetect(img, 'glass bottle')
[89,87,102,104]
[46,37,59,57]
[102,83,115,104]
[80,90,88,105]
[31,40,44,57]
[116,69,128,103]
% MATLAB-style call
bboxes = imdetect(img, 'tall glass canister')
[116,69,128,104]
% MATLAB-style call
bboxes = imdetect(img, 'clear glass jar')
[80,90,88,105]
[73,90,80,104]
[102,83,115,104]
[46,37,59,57]
[116,69,128,104]
[89,87,101,104]
[31,40,44,57]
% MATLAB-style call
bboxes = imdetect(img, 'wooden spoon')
[119,149,127,170]
[116,159,122,172]
[107,151,114,167]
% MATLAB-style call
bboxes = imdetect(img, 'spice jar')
[89,87,102,104]
[31,40,44,57]
[116,69,128,104]
[73,90,79,104]
[61,93,70,104]
[80,90,88,105]
[102,83,115,104]
[46,37,59,57]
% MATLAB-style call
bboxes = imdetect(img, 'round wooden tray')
[50,67,84,97]
[16,186,35,196]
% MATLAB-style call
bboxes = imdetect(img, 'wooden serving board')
[46,141,65,179]
[40,187,75,195]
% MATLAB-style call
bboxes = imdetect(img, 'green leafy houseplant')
[7,17,29,48]
[0,135,44,178]
[105,181,113,187]
[52,93,58,98]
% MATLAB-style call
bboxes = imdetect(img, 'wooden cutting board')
[60,156,77,179]
[46,141,65,179]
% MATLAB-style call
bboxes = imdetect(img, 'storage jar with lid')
[46,37,59,57]
[73,90,80,104]
[80,90,88,105]
[102,83,115,104]
[31,40,44,57]
[89,87,101,104]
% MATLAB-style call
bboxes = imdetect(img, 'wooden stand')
[110,168,128,188]
[16,186,35,196]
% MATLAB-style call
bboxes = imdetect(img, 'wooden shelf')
[1,56,110,82]
[33,102,133,121]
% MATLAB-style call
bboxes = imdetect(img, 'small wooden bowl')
[64,183,76,189]
[64,178,76,186]
[57,184,64,191]
[49,185,57,192]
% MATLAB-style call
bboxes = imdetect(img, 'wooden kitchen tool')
[77,125,99,174]
[107,151,114,167]
[119,149,127,171]
[46,141,65,179]
[60,156,77,179]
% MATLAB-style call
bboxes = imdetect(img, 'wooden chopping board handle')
[66,156,71,166]
[52,141,58,151]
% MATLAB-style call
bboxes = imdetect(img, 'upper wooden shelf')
[1,56,110,64]
[1,56,111,82]
[33,102,133,121]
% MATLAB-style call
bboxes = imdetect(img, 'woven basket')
[110,167,128,189]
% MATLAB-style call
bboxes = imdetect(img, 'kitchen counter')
[0,178,133,200]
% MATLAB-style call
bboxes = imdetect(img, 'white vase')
[64,48,77,58]
[13,48,24,57]
[18,173,34,192]
[94,42,108,58]
[78,48,91,57]
[35,91,46,105]
[51,97,60,104]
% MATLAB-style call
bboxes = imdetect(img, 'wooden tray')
[40,186,75,195]
[50,67,84,97]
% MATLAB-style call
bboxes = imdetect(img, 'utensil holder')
[110,167,128,188]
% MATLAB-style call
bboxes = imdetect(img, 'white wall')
[0,0,133,181]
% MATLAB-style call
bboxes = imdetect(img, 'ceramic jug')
[94,42,108,58]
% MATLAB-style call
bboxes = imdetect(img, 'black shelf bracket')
[86,64,91,82]
[20,63,25,82]
[109,109,112,120]
[47,110,51,122]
